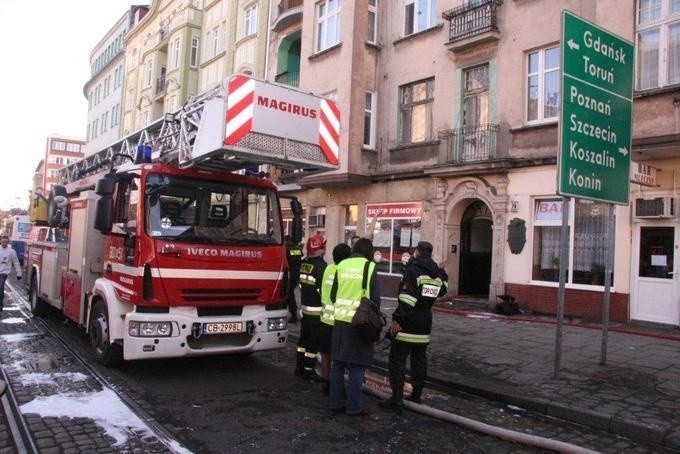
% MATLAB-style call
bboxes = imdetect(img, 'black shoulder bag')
[351,260,386,343]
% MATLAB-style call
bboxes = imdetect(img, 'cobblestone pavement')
[370,297,680,451]
[0,286,180,453]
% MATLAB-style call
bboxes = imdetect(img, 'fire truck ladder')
[58,76,339,185]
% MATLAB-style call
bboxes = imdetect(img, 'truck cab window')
[145,173,282,245]
[112,177,140,235]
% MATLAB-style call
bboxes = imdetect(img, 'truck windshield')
[145,174,282,245]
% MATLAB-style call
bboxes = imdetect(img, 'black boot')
[407,387,422,404]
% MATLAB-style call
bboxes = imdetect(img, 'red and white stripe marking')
[225,76,254,145]
[318,99,340,166]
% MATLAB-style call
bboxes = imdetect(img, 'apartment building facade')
[121,0,271,135]
[84,5,149,155]
[42,135,85,195]
[267,0,680,326]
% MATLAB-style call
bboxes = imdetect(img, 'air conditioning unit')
[308,214,326,227]
[634,197,675,218]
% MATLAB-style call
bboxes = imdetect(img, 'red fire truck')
[25,75,340,365]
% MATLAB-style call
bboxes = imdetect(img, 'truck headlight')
[129,321,173,337]
[267,317,287,331]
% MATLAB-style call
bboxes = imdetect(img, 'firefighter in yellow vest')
[329,238,380,415]
[294,234,327,379]
[318,243,352,393]
[380,241,446,410]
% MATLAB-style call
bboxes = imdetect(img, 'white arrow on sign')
[567,39,580,50]
[618,146,628,156]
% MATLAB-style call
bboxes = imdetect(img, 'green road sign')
[558,11,634,205]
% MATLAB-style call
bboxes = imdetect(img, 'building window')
[315,0,341,53]
[171,37,180,69]
[363,91,376,148]
[245,3,258,36]
[145,60,153,87]
[190,36,200,67]
[636,0,680,90]
[531,198,614,286]
[398,78,434,144]
[344,205,358,244]
[526,45,560,123]
[212,26,220,57]
[368,203,422,276]
[66,143,80,153]
[52,140,66,151]
[404,0,437,36]
[368,0,378,44]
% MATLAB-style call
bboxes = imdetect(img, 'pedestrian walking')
[380,241,445,410]
[285,235,303,323]
[329,237,381,415]
[294,234,327,379]
[0,235,22,310]
[318,242,352,394]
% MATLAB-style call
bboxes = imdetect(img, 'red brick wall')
[505,283,629,323]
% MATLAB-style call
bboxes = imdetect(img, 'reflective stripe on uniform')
[301,305,322,316]
[395,332,431,344]
[398,293,418,307]
[304,352,317,359]
[299,274,317,285]
[297,347,306,353]
[416,275,443,287]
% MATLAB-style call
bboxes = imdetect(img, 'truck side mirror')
[94,175,116,234]
[290,199,303,244]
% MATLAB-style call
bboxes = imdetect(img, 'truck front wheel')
[89,300,122,366]
[29,276,47,317]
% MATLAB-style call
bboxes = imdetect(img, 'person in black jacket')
[380,241,446,410]
[285,236,303,323]
[294,234,327,379]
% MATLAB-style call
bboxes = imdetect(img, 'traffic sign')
[558,11,634,205]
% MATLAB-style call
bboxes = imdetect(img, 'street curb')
[423,369,672,450]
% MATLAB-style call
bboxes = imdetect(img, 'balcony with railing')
[272,0,303,32]
[443,0,503,52]
[275,71,300,87]
[439,124,500,163]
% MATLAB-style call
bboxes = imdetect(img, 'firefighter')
[294,234,327,379]
[319,242,352,393]
[329,238,380,416]
[0,235,22,310]
[285,235,303,323]
[380,241,446,410]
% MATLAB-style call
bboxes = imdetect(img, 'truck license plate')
[203,322,243,334]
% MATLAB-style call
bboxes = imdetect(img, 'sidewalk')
[292,297,680,450]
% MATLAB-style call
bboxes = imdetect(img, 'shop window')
[531,198,614,286]
[367,203,422,275]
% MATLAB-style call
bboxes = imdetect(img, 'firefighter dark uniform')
[295,235,327,378]
[382,241,446,408]
[285,238,303,322]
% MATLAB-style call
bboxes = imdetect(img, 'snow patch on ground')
[20,388,155,446]
[0,332,41,342]
[18,372,89,386]
[1,317,26,324]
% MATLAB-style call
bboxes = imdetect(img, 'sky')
[0,0,141,210]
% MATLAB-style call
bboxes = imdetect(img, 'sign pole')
[554,196,570,379]
[600,204,615,364]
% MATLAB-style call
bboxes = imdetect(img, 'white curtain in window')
[573,201,610,272]
[638,29,660,89]
[539,226,561,269]
[669,23,680,85]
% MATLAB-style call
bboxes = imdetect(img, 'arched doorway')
[459,200,493,295]
[276,31,301,87]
